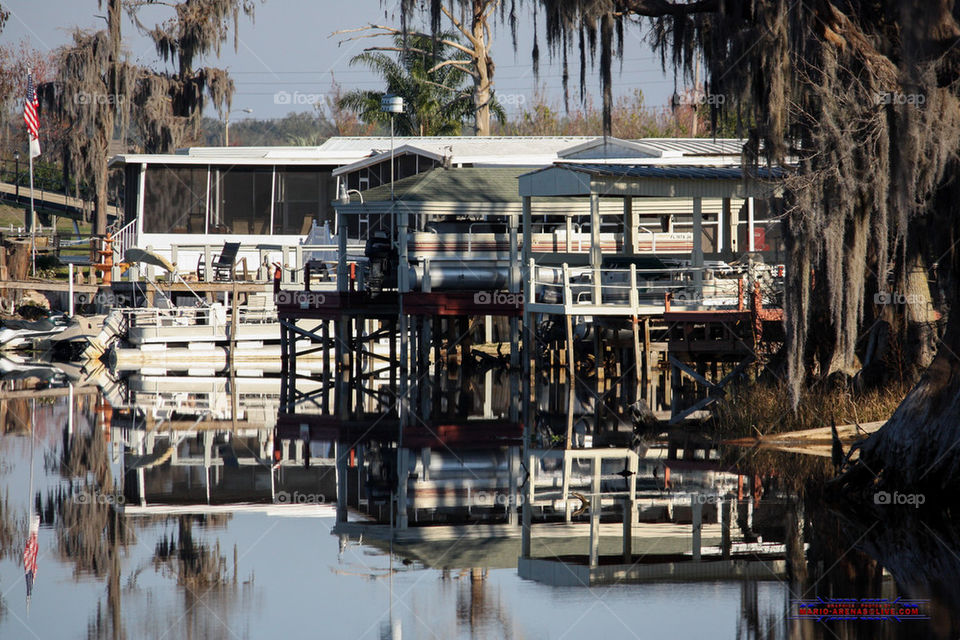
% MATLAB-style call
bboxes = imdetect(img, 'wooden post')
[590,193,601,304]
[692,498,702,562]
[622,496,633,562]
[565,313,575,449]
[521,449,535,558]
[624,196,636,254]
[692,197,703,302]
[589,456,601,568]
[721,497,732,560]
[508,446,519,525]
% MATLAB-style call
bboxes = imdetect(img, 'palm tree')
[337,33,502,136]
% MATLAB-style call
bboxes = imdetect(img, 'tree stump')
[6,240,30,280]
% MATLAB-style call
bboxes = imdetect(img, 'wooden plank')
[0,385,98,401]
[0,280,98,293]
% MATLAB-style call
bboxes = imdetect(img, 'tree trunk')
[471,0,492,137]
[851,302,960,492]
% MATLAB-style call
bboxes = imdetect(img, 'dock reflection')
[0,356,955,638]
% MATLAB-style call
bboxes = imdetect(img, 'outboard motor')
[364,231,397,291]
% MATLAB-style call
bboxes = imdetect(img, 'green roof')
[357,167,527,203]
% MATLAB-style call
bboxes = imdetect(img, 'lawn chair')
[198,241,246,281]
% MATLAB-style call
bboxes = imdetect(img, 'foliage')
[710,381,908,441]
[494,87,705,137]
[336,32,484,136]
[125,0,260,151]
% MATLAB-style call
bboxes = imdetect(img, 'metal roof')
[108,137,755,170]
[344,167,528,203]
[632,138,749,156]
[557,164,786,180]
[519,163,786,199]
[318,135,594,156]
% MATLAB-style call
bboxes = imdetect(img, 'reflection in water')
[0,358,956,639]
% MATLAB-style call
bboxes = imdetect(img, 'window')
[211,168,272,234]
[273,168,331,235]
[142,165,207,233]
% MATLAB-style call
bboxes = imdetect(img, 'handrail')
[112,218,138,261]
[528,262,785,310]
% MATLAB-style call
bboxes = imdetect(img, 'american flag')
[23,515,39,598]
[23,72,41,159]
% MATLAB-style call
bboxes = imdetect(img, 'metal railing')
[158,242,344,284]
[528,260,784,313]
[122,303,279,329]
[111,218,137,261]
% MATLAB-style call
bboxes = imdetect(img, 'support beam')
[692,499,702,562]
[589,456,601,568]
[622,497,633,562]
[590,192,602,304]
[692,197,703,300]
[624,196,636,254]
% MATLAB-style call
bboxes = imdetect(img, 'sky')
[1,1,682,125]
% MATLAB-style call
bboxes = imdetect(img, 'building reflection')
[1,356,957,638]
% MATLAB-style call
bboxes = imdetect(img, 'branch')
[816,4,898,88]
[428,59,478,78]
[334,23,476,58]
[439,5,476,47]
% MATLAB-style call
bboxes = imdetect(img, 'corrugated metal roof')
[632,138,749,156]
[110,137,758,170]
[348,167,527,203]
[318,135,594,156]
[558,164,786,180]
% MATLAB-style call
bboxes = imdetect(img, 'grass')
[0,202,91,235]
[709,380,909,440]
[1,202,96,280]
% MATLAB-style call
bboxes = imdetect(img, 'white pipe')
[68,263,74,317]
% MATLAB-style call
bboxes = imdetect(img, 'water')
[0,364,954,639]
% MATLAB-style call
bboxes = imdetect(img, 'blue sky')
[2,1,679,124]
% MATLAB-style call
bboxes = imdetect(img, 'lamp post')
[380,96,404,202]
[13,151,20,199]
[224,108,253,146]
[380,94,408,453]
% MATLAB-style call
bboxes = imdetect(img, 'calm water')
[0,365,954,639]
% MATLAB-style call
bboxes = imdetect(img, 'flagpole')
[26,398,36,612]
[29,151,36,277]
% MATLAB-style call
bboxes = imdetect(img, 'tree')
[40,0,259,235]
[341,0,501,135]
[407,2,960,493]
[494,87,699,137]
[125,0,258,152]
[336,33,489,136]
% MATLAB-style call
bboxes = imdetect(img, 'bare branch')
[429,59,478,78]
[334,23,476,58]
